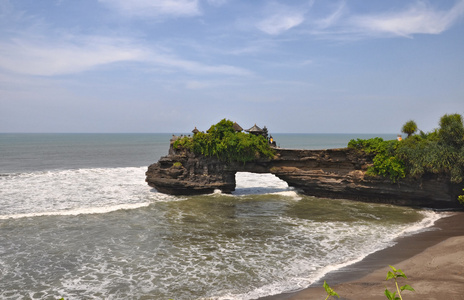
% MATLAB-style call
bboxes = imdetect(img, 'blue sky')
[1,0,463,133]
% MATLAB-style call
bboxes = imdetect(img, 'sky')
[1,0,464,133]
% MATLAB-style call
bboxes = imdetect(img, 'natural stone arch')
[146,145,463,209]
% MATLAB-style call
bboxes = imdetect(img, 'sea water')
[0,133,441,300]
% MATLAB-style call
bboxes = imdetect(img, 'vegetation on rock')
[458,189,464,206]
[173,119,275,163]
[348,113,464,184]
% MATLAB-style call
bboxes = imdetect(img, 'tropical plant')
[385,265,415,300]
[438,113,464,148]
[323,281,339,300]
[401,120,418,138]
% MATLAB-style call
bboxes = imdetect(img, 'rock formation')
[146,141,463,209]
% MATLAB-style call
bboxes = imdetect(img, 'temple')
[190,122,277,147]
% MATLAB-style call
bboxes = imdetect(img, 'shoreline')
[259,211,464,300]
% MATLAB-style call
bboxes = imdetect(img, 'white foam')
[0,167,174,219]
[233,172,297,197]
[397,209,444,236]
[0,202,151,220]
[212,209,446,300]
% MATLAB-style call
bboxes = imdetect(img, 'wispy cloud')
[0,34,252,77]
[309,0,464,39]
[255,3,307,35]
[350,0,464,37]
[257,13,305,35]
[98,0,201,18]
[148,51,253,76]
[0,36,146,76]
[0,2,251,77]
[315,2,346,30]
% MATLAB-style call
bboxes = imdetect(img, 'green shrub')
[395,117,464,183]
[349,138,405,182]
[348,137,386,155]
[173,119,275,163]
[368,154,406,182]
[349,113,464,184]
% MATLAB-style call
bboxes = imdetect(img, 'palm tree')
[402,120,418,138]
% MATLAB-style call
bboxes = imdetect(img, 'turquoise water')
[0,133,438,299]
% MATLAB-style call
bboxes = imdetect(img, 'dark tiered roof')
[233,122,243,132]
[246,124,263,133]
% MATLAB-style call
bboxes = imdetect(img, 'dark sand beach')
[260,211,464,300]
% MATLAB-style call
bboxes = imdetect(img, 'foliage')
[349,138,406,182]
[438,113,464,148]
[173,119,275,163]
[348,137,387,156]
[395,135,464,183]
[458,189,464,206]
[401,120,418,138]
[385,265,415,300]
[368,153,406,182]
[348,113,464,184]
[323,281,339,300]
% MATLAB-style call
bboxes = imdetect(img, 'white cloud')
[350,0,464,37]
[148,52,253,76]
[98,0,201,18]
[257,13,305,35]
[0,34,252,77]
[254,2,307,35]
[0,37,147,76]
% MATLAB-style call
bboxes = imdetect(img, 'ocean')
[0,133,442,300]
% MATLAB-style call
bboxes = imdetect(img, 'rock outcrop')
[146,142,463,209]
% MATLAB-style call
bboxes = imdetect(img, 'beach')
[261,212,464,300]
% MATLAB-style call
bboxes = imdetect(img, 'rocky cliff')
[146,142,463,209]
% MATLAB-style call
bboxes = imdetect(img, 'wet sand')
[260,211,464,300]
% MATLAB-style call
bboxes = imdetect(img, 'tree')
[401,120,418,138]
[438,113,464,148]
[173,119,275,163]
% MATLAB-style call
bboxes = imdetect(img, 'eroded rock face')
[146,143,463,209]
